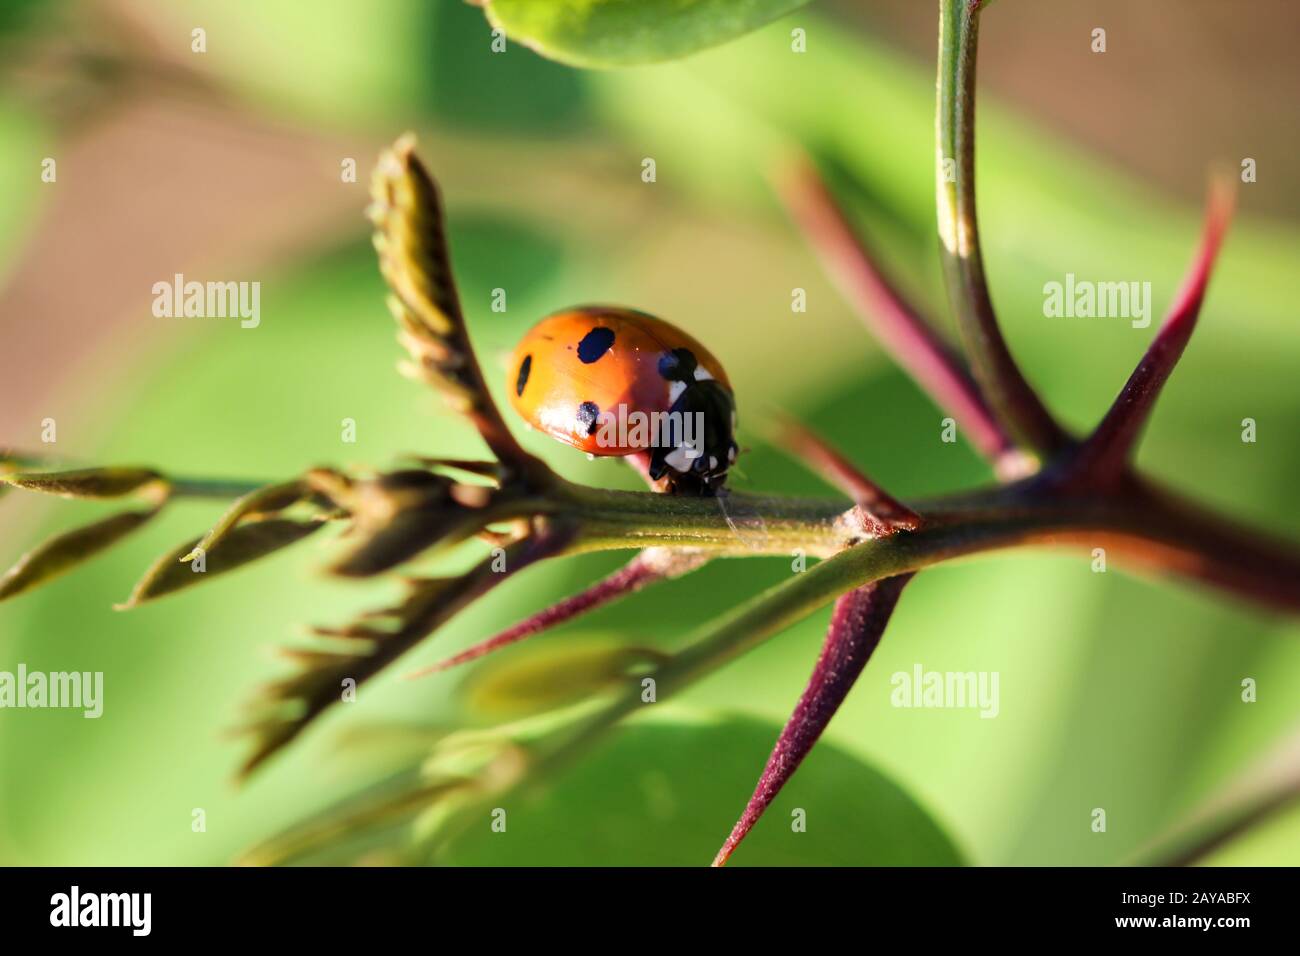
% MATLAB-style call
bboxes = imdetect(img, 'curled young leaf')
[178,480,312,563]
[369,135,551,486]
[118,518,324,609]
[0,509,160,602]
[0,467,166,500]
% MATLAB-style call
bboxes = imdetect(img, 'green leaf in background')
[480,0,812,68]
[244,708,965,866]
[443,710,967,866]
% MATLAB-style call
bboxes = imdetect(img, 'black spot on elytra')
[576,401,600,435]
[515,354,532,397]
[658,347,698,382]
[577,326,616,364]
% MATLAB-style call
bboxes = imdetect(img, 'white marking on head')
[693,366,714,382]
[664,446,692,472]
[668,381,687,403]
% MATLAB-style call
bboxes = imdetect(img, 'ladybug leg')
[646,447,670,481]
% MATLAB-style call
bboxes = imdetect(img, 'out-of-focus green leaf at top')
[480,0,812,68]
[0,0,49,36]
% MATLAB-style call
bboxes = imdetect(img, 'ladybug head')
[646,377,739,497]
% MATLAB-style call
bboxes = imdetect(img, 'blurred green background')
[1,0,1298,866]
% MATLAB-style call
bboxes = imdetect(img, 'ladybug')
[507,306,739,495]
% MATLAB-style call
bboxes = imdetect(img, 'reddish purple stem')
[712,573,914,866]
[405,553,666,678]
[775,158,1018,470]
[1071,180,1236,485]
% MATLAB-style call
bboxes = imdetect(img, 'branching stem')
[936,0,1067,457]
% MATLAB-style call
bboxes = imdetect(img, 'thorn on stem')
[712,573,913,866]
[403,548,703,679]
[1070,178,1236,486]
[773,155,1020,471]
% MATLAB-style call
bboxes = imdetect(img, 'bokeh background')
[1,0,1298,865]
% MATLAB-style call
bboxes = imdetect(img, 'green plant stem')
[22,465,1299,612]
[936,0,1066,457]
[168,478,273,499]
[554,481,851,556]
[629,491,1300,701]
[547,476,1300,613]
